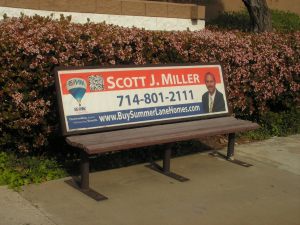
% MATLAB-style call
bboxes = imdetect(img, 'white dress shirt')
[208,90,216,113]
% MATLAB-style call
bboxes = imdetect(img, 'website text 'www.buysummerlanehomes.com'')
[98,105,201,122]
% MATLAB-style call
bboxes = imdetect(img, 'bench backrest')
[55,64,230,136]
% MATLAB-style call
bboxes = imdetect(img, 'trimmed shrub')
[207,11,250,31]
[271,10,300,32]
[0,15,299,153]
[207,10,300,32]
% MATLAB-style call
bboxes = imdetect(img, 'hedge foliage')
[207,10,300,32]
[0,15,299,153]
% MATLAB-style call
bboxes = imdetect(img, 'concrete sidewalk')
[0,135,299,225]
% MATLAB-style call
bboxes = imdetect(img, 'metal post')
[65,150,108,201]
[146,144,189,182]
[163,147,171,173]
[80,151,90,190]
[227,133,235,160]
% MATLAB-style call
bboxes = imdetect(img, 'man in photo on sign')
[202,72,225,113]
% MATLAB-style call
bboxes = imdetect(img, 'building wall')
[202,0,300,20]
[139,0,300,19]
[0,0,205,19]
[0,1,206,31]
[0,0,298,22]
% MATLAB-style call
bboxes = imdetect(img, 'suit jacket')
[202,89,226,113]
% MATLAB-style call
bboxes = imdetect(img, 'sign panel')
[55,64,229,135]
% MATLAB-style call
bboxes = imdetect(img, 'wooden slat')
[66,117,259,154]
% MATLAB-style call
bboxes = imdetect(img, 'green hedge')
[0,15,299,153]
[207,10,300,32]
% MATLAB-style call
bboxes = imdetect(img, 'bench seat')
[66,116,259,155]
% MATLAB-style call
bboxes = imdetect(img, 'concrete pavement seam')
[17,191,60,225]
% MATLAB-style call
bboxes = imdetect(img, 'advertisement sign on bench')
[55,64,229,135]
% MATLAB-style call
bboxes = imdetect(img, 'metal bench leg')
[163,148,171,173]
[65,151,108,201]
[80,151,90,190]
[147,145,189,182]
[227,133,235,160]
[209,133,253,167]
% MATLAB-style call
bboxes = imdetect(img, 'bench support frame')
[227,133,235,160]
[65,151,108,201]
[66,132,254,201]
[209,133,253,167]
[147,145,189,182]
[80,151,90,190]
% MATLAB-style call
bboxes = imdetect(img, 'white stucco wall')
[0,6,205,31]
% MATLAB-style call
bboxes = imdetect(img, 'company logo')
[66,78,87,106]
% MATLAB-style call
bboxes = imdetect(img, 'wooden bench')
[55,64,259,201]
[65,116,258,200]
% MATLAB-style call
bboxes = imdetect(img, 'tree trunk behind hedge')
[242,0,272,32]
